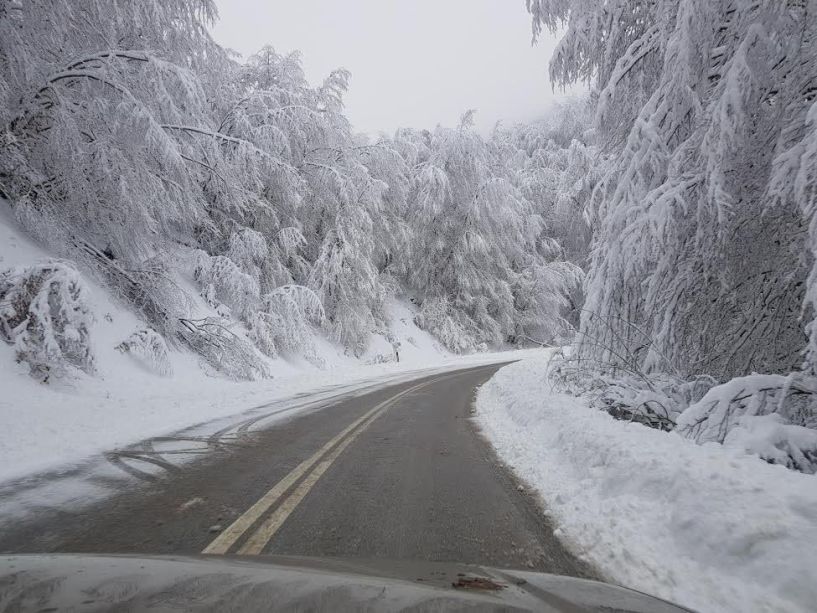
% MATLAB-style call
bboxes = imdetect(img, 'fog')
[211,0,584,136]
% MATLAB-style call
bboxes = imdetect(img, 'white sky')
[210,0,583,136]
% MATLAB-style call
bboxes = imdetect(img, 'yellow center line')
[202,376,439,555]
[237,404,389,554]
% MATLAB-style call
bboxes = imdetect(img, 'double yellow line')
[202,377,438,556]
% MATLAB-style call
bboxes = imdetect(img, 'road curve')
[0,364,594,578]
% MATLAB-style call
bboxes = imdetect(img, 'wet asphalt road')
[0,364,594,578]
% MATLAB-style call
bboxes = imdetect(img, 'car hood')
[0,553,693,612]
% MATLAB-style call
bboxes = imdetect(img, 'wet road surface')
[0,363,594,579]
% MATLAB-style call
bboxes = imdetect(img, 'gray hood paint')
[0,554,694,612]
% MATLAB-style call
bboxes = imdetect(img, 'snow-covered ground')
[475,354,817,613]
[0,346,528,485]
[0,202,533,485]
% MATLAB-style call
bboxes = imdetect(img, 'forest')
[1,0,816,473]
[0,0,589,379]
[529,0,817,473]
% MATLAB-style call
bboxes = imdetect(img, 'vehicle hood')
[0,553,693,612]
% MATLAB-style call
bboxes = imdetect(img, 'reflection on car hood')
[0,553,694,612]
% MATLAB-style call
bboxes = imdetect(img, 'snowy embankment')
[475,355,817,613]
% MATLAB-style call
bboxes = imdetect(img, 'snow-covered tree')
[403,114,531,349]
[396,111,586,351]
[222,46,396,356]
[252,284,325,362]
[529,0,817,380]
[0,1,230,262]
[194,252,260,321]
[530,1,817,469]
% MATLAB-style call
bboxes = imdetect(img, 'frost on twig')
[0,261,94,381]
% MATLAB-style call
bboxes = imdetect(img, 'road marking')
[202,377,437,555]
[202,403,384,554]
[237,405,387,554]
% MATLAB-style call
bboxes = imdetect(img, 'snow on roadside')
[474,354,817,613]
[0,345,527,485]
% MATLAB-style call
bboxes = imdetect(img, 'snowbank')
[475,355,817,613]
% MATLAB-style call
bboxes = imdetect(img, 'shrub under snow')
[547,348,716,428]
[549,349,817,473]
[677,374,817,474]
[0,261,94,381]
[115,328,173,377]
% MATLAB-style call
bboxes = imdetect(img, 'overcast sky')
[210,0,583,136]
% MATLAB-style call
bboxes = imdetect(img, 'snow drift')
[476,355,817,613]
